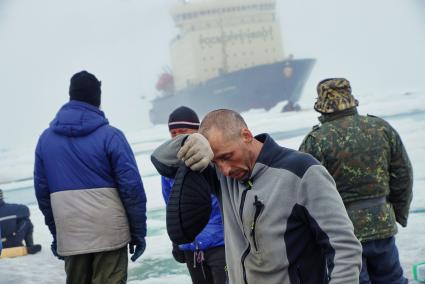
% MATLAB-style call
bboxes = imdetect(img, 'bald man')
[152,109,362,284]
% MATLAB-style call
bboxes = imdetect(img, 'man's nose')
[217,162,231,176]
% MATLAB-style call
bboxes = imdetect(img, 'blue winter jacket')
[34,101,147,256]
[162,176,224,251]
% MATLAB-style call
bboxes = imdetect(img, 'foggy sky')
[0,0,424,149]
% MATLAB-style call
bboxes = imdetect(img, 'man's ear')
[240,128,253,143]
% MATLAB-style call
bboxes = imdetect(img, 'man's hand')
[51,239,64,260]
[172,243,186,263]
[177,133,213,171]
[129,238,146,262]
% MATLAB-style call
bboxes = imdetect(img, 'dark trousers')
[64,246,128,284]
[4,218,34,248]
[184,246,227,284]
[360,237,408,284]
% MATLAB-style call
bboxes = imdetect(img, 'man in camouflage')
[299,78,413,284]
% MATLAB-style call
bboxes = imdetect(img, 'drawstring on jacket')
[193,247,207,279]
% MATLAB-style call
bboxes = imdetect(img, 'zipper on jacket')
[241,244,250,284]
[240,180,253,284]
[324,257,331,284]
[239,180,253,226]
[250,195,264,251]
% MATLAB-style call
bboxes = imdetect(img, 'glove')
[172,243,186,263]
[51,239,64,260]
[177,133,213,171]
[129,238,146,262]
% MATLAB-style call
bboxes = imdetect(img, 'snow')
[0,91,424,283]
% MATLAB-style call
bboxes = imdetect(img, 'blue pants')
[360,237,407,284]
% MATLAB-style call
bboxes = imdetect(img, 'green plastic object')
[413,262,425,282]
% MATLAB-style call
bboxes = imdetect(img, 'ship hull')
[149,58,315,124]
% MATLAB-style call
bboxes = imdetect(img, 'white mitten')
[177,133,213,171]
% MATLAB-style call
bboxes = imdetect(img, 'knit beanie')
[168,106,200,131]
[166,165,212,244]
[69,71,101,107]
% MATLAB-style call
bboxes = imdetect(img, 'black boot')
[27,244,42,254]
[25,228,42,254]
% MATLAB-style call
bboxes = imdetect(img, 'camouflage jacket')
[299,108,413,242]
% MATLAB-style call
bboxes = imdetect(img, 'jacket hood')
[50,101,108,137]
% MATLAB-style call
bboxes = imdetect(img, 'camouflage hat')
[314,78,359,114]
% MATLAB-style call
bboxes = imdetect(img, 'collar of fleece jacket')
[252,133,310,180]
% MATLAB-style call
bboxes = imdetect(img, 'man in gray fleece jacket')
[151,109,362,284]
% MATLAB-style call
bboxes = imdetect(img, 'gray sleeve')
[151,134,188,178]
[299,165,362,284]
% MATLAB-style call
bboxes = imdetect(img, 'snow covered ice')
[0,91,424,283]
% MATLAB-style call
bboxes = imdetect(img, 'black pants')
[184,246,227,284]
[4,218,34,248]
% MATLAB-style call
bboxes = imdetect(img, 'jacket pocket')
[250,195,264,252]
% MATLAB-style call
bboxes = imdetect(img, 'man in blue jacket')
[162,106,227,284]
[34,71,147,284]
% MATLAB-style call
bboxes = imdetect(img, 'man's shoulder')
[259,135,319,177]
[312,124,321,132]
[299,124,322,150]
[0,202,29,215]
[363,113,387,124]
[37,127,54,141]
[106,125,125,136]
[303,124,323,141]
[271,148,320,178]
[97,125,128,143]
[356,114,393,132]
[308,124,321,134]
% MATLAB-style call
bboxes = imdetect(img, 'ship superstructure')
[170,0,284,91]
[150,0,315,124]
